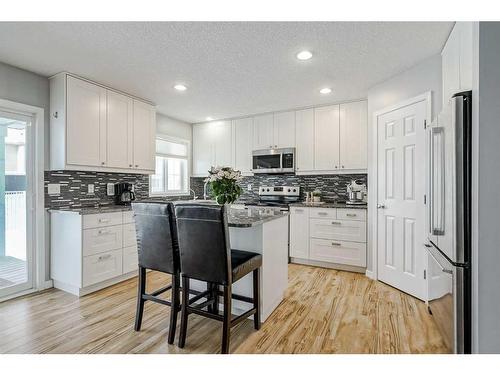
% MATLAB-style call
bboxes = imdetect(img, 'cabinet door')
[233,117,253,174]
[458,22,473,91]
[132,100,156,171]
[253,114,274,150]
[66,76,107,167]
[214,121,233,168]
[289,207,309,259]
[192,123,214,176]
[273,111,295,148]
[442,25,461,106]
[339,101,367,170]
[295,108,314,171]
[106,91,133,169]
[314,105,340,170]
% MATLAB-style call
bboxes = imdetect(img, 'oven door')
[252,150,282,173]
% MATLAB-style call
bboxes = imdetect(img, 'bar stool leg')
[221,284,232,354]
[253,268,261,330]
[168,273,180,344]
[178,276,190,348]
[134,267,146,331]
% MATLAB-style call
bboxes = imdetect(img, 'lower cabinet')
[289,206,367,269]
[51,210,138,296]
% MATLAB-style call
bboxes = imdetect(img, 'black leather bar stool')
[132,202,181,344]
[174,202,262,354]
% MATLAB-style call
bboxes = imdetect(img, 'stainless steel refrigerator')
[426,90,472,354]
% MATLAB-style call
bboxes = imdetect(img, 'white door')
[295,108,314,172]
[106,91,133,169]
[132,100,155,171]
[232,117,253,174]
[214,121,232,167]
[66,76,106,167]
[192,123,214,176]
[273,111,295,148]
[314,105,340,170]
[0,110,34,299]
[253,114,274,150]
[339,101,368,170]
[377,99,427,300]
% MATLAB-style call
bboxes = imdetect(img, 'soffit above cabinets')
[0,22,453,123]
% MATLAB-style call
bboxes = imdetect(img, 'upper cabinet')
[253,114,274,150]
[442,22,474,106]
[50,73,156,174]
[339,101,368,170]
[192,120,232,177]
[295,108,314,172]
[314,105,340,171]
[273,111,296,149]
[232,117,254,175]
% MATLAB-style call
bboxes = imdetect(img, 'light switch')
[107,183,115,196]
[88,184,95,194]
[47,183,60,195]
[247,184,252,191]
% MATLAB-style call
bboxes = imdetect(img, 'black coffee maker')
[115,182,136,205]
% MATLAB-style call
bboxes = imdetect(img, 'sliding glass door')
[0,110,34,299]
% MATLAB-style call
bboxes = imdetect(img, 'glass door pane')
[0,111,33,298]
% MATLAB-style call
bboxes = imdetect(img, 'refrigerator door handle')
[430,127,445,236]
[427,245,454,274]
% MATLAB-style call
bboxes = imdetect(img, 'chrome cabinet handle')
[331,242,341,246]
[294,209,304,213]
[318,212,328,216]
[377,204,386,209]
[98,229,111,235]
[98,254,112,261]
[346,213,356,217]
[331,221,341,225]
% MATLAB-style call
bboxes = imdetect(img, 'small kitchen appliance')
[346,180,366,205]
[115,182,136,205]
[252,148,295,174]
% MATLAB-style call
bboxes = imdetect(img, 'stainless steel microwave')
[252,147,295,174]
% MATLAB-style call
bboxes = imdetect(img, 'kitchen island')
[189,205,290,323]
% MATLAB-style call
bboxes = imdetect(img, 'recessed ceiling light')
[296,50,313,60]
[174,84,187,91]
[320,87,332,94]
[206,117,213,121]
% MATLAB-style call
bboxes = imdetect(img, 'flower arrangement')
[205,166,243,205]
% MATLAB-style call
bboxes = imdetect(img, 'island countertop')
[48,203,288,228]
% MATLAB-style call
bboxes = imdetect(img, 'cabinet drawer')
[310,219,366,242]
[290,207,309,216]
[123,223,137,247]
[310,239,366,267]
[336,208,366,221]
[83,225,123,256]
[83,212,123,229]
[123,211,135,224]
[123,245,138,274]
[309,208,336,219]
[83,249,123,287]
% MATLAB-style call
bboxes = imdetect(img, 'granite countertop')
[289,202,367,209]
[48,202,289,228]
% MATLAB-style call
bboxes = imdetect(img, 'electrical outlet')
[247,183,252,191]
[87,184,95,195]
[107,183,115,196]
[47,183,60,195]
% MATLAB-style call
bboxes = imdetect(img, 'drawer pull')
[98,254,112,261]
[98,219,110,223]
[331,242,342,247]
[331,221,341,225]
[318,212,328,216]
[346,213,357,217]
[294,209,304,213]
[98,230,111,235]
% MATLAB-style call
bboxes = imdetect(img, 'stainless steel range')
[244,185,300,211]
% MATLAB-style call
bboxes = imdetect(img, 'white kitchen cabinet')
[314,105,340,171]
[295,108,314,172]
[192,120,232,177]
[253,114,274,150]
[51,210,138,296]
[273,111,296,148]
[289,207,309,259]
[214,120,233,167]
[339,101,368,170]
[289,206,367,270]
[106,91,133,169]
[50,73,156,174]
[232,117,254,175]
[65,75,107,167]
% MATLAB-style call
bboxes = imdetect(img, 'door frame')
[367,92,432,292]
[0,98,47,302]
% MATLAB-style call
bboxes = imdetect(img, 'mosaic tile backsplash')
[45,170,367,209]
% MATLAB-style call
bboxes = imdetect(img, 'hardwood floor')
[0,264,447,354]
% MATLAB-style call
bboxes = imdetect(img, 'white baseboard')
[40,280,54,290]
[365,270,376,280]
[290,258,366,274]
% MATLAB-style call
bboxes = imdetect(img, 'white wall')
[365,54,442,272]
[156,113,192,141]
[473,22,500,354]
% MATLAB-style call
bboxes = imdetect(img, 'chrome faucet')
[189,189,198,200]
[203,180,210,200]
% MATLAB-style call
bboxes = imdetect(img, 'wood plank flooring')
[0,264,448,354]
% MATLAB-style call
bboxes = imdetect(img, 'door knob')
[377,204,386,209]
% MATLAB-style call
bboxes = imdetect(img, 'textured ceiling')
[0,22,452,123]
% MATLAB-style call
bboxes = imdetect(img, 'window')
[150,137,190,196]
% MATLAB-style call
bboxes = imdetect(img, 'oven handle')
[425,244,453,274]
